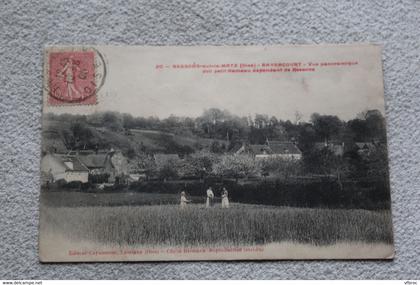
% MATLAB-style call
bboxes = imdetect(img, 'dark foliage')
[129,179,391,210]
[88,173,110,184]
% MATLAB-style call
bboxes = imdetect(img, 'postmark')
[44,47,106,106]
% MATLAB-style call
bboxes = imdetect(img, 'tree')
[294,111,303,124]
[365,144,389,179]
[188,151,220,179]
[347,109,386,142]
[157,158,180,181]
[199,108,225,137]
[102,112,123,132]
[269,116,278,127]
[310,113,343,143]
[126,147,136,159]
[122,113,135,129]
[258,157,302,180]
[175,159,197,178]
[347,119,368,141]
[303,148,349,190]
[159,164,179,181]
[365,110,386,141]
[69,121,93,149]
[162,115,180,131]
[297,123,317,153]
[143,157,158,180]
[210,140,225,153]
[254,114,269,129]
[212,155,259,181]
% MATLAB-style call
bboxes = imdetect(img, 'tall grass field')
[40,203,393,247]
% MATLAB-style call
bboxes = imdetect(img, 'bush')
[89,173,110,184]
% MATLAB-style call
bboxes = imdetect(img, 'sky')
[44,44,386,121]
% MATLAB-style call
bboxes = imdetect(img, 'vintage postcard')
[39,44,394,262]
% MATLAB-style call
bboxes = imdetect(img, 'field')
[41,191,210,207]
[40,203,393,247]
[41,191,181,207]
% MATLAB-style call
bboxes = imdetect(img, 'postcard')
[39,44,394,262]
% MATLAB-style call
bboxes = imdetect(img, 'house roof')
[229,144,244,154]
[68,157,89,172]
[268,142,302,155]
[78,154,108,168]
[248,144,273,155]
[50,154,89,172]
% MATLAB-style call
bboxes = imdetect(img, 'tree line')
[45,108,387,152]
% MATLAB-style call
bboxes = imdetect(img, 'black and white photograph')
[39,44,394,261]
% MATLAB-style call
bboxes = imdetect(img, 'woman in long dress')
[180,191,191,209]
[221,187,229,208]
[206,187,214,208]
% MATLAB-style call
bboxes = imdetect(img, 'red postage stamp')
[47,50,100,105]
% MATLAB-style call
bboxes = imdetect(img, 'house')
[41,153,89,184]
[77,153,109,174]
[77,149,129,183]
[235,140,302,160]
[314,142,345,156]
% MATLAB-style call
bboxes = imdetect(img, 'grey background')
[0,0,419,279]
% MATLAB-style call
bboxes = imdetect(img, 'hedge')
[129,179,391,210]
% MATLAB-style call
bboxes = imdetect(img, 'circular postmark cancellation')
[44,46,107,106]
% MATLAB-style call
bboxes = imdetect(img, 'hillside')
[130,129,228,153]
[41,118,228,156]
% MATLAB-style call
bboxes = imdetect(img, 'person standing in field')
[206,186,214,208]
[180,191,191,209]
[221,187,229,208]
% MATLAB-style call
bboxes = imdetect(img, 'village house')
[41,153,89,184]
[235,140,302,160]
[77,149,129,183]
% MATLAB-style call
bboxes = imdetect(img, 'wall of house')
[110,152,129,176]
[53,172,66,182]
[65,171,89,183]
[103,152,129,183]
[41,154,67,181]
[89,168,105,175]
